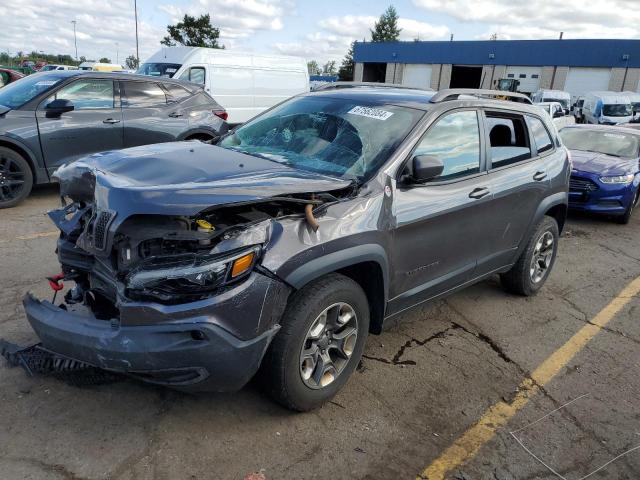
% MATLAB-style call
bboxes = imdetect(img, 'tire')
[616,188,639,225]
[260,273,370,411]
[0,147,33,209]
[500,216,559,296]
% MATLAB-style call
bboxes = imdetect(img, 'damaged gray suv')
[23,87,569,411]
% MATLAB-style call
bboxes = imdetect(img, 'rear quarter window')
[527,116,554,154]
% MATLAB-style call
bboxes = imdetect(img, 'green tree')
[370,5,402,42]
[99,57,111,63]
[323,60,337,76]
[161,14,224,48]
[338,42,355,81]
[307,60,321,75]
[125,54,139,70]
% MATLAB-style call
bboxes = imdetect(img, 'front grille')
[570,177,599,193]
[93,210,115,251]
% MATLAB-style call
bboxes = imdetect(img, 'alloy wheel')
[0,154,26,203]
[530,231,555,284]
[299,302,358,389]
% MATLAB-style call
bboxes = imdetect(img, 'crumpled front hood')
[569,149,637,176]
[54,141,351,216]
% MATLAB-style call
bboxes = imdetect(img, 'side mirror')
[45,99,74,118]
[411,155,444,183]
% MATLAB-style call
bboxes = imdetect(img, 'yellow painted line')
[419,276,640,480]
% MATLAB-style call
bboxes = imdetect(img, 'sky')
[0,0,638,66]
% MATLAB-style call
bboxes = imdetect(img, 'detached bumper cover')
[23,294,280,392]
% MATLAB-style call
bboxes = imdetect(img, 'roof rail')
[314,81,434,92]
[429,89,533,104]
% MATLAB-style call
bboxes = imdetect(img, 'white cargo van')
[623,91,640,122]
[532,89,571,114]
[583,92,633,125]
[138,47,309,124]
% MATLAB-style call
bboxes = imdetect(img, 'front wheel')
[500,216,559,296]
[616,188,639,224]
[260,273,370,411]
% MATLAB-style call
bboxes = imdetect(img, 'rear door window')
[179,67,206,85]
[485,112,532,168]
[163,84,192,103]
[413,110,481,181]
[122,81,167,108]
[527,116,554,154]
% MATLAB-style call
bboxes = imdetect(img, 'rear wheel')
[500,216,559,296]
[260,273,369,411]
[0,147,33,209]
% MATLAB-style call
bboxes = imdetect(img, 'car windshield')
[218,96,425,182]
[560,128,640,159]
[0,73,66,109]
[136,63,181,78]
[546,98,569,109]
[603,103,633,117]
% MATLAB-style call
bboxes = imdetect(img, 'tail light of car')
[213,109,228,121]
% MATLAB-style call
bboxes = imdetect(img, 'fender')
[284,243,390,304]
[0,135,48,184]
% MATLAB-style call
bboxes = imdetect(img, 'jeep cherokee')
[23,87,570,411]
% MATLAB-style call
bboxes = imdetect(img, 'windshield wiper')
[577,149,622,158]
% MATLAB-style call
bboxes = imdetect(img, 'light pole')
[116,42,119,64]
[134,0,140,66]
[71,20,78,61]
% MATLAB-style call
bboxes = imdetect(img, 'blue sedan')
[560,125,640,224]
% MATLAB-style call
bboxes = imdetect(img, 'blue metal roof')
[354,39,640,68]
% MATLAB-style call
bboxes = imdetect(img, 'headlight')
[126,247,259,297]
[599,174,635,184]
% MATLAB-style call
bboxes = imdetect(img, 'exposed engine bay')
[50,191,342,320]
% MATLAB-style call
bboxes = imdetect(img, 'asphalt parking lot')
[1,185,639,480]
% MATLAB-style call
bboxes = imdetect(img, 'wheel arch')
[545,203,568,234]
[283,244,389,335]
[179,128,220,142]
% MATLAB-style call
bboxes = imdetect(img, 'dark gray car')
[0,71,228,208]
[22,88,569,411]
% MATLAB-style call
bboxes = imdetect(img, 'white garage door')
[564,68,611,98]
[402,64,432,89]
[505,66,542,93]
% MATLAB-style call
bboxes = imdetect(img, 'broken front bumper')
[22,273,289,392]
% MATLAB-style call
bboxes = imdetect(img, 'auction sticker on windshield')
[604,133,626,139]
[347,106,394,120]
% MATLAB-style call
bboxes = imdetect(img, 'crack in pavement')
[4,456,90,480]
[554,291,640,346]
[596,242,640,264]
[363,325,456,366]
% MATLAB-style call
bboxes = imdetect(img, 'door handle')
[103,118,121,124]
[168,112,183,118]
[533,171,547,181]
[469,187,490,199]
